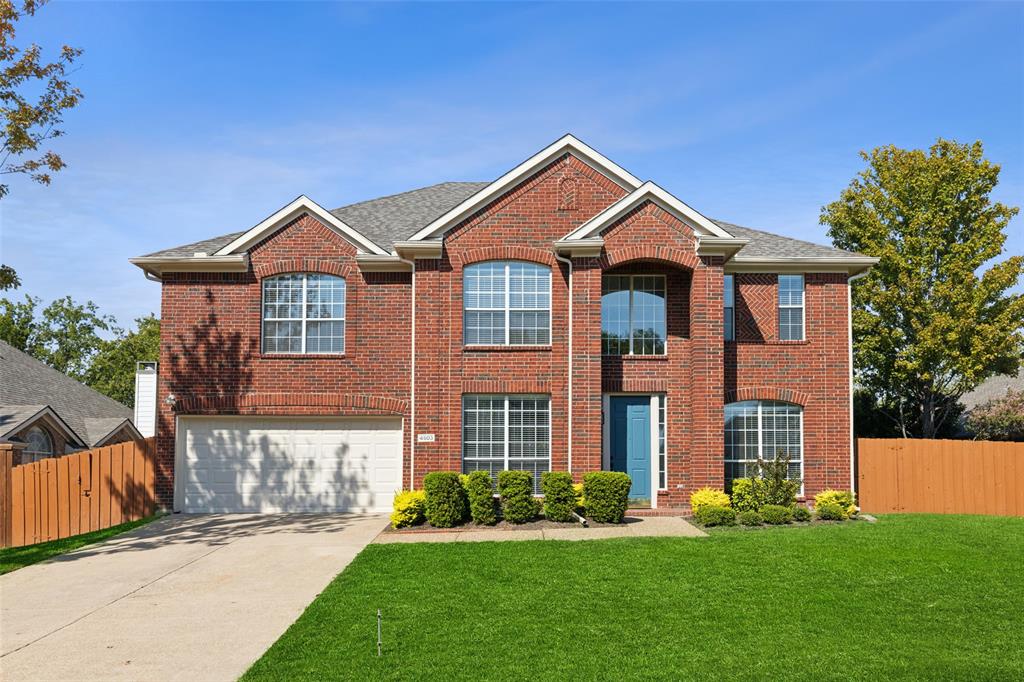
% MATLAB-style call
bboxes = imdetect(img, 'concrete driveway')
[1,513,387,681]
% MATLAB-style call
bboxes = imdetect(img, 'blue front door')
[610,396,651,500]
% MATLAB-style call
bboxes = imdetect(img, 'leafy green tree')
[965,390,1024,442]
[1,0,83,199]
[85,316,160,407]
[0,292,36,348]
[0,264,19,289]
[823,139,1023,438]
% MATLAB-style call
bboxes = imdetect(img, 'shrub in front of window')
[792,505,812,522]
[390,490,426,529]
[690,487,731,514]
[815,502,846,521]
[423,472,468,528]
[541,472,575,522]
[464,470,497,526]
[498,470,537,524]
[730,478,764,512]
[758,452,800,507]
[814,489,856,519]
[760,504,794,525]
[582,472,632,523]
[694,505,736,527]
[573,483,586,515]
[737,510,763,526]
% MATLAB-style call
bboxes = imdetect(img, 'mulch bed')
[383,516,644,534]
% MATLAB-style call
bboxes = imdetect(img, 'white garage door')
[178,417,402,513]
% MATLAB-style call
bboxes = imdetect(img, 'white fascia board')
[725,256,879,275]
[354,254,413,272]
[393,241,443,259]
[406,134,643,242]
[552,238,604,257]
[213,195,389,256]
[562,182,734,241]
[129,254,249,279]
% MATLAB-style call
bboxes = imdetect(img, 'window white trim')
[724,400,805,496]
[261,273,346,355]
[463,262,552,347]
[777,274,805,341]
[24,426,54,462]
[601,273,667,356]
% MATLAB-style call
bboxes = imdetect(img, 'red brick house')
[132,135,876,513]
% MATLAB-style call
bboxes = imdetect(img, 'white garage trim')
[175,416,403,513]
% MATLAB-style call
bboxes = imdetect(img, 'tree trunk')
[921,391,936,439]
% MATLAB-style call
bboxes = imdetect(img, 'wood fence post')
[0,443,20,548]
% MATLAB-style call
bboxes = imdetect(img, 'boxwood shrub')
[694,505,736,527]
[690,487,730,515]
[582,472,631,523]
[760,504,794,525]
[390,490,426,529]
[816,502,846,521]
[541,472,576,522]
[737,510,763,526]
[423,472,468,528]
[464,470,498,526]
[792,505,812,522]
[498,470,537,524]
[730,478,764,512]
[815,489,857,519]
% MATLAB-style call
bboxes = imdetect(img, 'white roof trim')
[214,195,389,256]
[1,405,84,445]
[92,418,143,447]
[406,134,643,242]
[562,181,734,241]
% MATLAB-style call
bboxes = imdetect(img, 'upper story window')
[724,400,802,488]
[25,426,53,463]
[778,274,805,341]
[602,274,666,355]
[464,262,551,346]
[262,273,346,354]
[724,274,735,341]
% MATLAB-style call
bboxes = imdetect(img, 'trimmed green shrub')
[390,490,426,529]
[694,505,736,527]
[816,502,846,521]
[541,472,576,522]
[423,472,468,528]
[690,487,731,514]
[815,489,857,519]
[760,504,794,525]
[498,470,537,524]
[730,478,764,512]
[582,472,632,523]
[738,510,763,526]
[464,470,498,526]
[792,505,812,522]
[758,452,801,507]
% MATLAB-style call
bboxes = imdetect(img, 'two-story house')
[132,135,876,513]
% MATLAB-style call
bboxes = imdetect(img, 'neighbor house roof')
[960,369,1024,410]
[0,340,138,447]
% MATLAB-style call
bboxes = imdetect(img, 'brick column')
[687,256,725,496]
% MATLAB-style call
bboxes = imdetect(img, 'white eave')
[393,240,443,259]
[130,254,250,280]
[214,195,389,257]
[354,254,413,272]
[406,134,643,242]
[562,181,736,241]
[552,238,605,257]
[725,256,880,275]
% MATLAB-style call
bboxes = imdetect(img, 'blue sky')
[3,1,1022,328]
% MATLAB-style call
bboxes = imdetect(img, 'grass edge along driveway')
[0,515,158,575]
[244,514,1024,681]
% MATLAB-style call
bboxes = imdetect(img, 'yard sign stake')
[377,609,382,656]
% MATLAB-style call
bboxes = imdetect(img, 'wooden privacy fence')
[857,438,1024,516]
[0,437,157,548]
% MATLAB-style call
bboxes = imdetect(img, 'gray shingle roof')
[960,369,1024,410]
[140,182,863,261]
[0,340,134,446]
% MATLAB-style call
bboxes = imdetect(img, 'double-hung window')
[462,395,550,494]
[724,400,803,488]
[262,273,346,354]
[724,274,735,341]
[778,274,804,341]
[601,274,667,355]
[464,262,551,346]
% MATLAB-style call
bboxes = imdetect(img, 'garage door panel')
[180,417,402,513]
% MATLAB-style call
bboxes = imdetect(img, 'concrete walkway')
[1,513,387,682]
[374,515,706,543]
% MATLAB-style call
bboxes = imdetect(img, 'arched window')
[724,400,802,487]
[25,426,54,463]
[463,262,551,346]
[262,274,346,354]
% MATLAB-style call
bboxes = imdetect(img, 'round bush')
[423,472,468,528]
[760,504,794,525]
[730,478,765,512]
[816,502,846,521]
[737,510,763,526]
[390,490,426,529]
[582,472,632,523]
[694,505,736,527]
[690,487,731,515]
[814,489,856,515]
[464,470,498,525]
[541,472,576,522]
[498,470,537,524]
[792,505,812,522]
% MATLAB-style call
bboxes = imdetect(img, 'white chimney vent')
[134,361,158,438]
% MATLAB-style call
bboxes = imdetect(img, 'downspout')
[552,249,573,476]
[847,269,870,495]
[398,255,416,489]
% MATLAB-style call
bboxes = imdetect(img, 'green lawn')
[0,515,158,575]
[244,515,1024,681]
